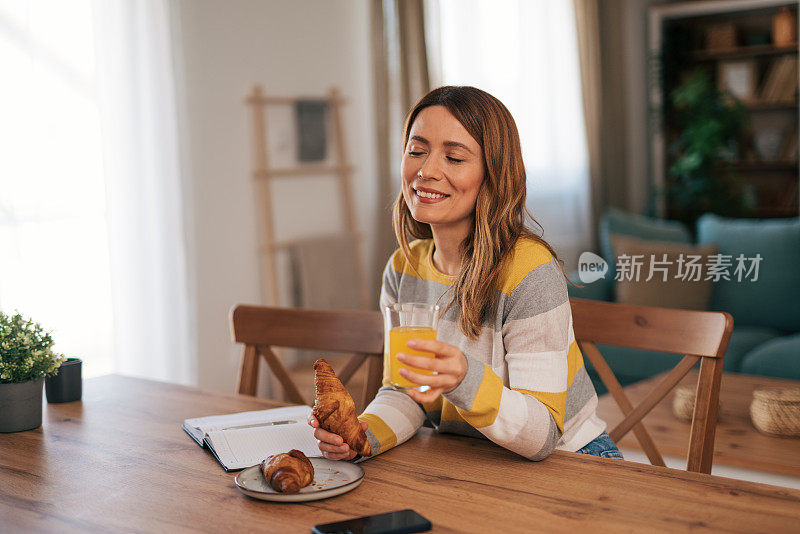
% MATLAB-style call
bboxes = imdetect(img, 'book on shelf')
[759,56,798,103]
[182,405,321,472]
[778,59,798,102]
[760,58,781,101]
[761,57,779,102]
[780,126,798,162]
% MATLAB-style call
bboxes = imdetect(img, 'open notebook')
[182,405,321,472]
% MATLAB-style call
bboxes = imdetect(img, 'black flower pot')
[0,377,44,433]
[45,358,82,404]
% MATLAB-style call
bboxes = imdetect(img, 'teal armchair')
[571,209,800,394]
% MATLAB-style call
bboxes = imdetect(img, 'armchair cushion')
[609,235,717,310]
[600,208,692,285]
[697,214,800,333]
[740,334,800,380]
[567,271,613,301]
[723,326,783,373]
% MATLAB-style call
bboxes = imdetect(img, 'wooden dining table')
[2,375,800,533]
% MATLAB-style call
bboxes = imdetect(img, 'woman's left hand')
[397,339,468,403]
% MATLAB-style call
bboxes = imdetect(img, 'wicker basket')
[672,385,721,422]
[750,388,800,437]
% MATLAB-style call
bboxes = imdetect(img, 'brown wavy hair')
[393,86,563,340]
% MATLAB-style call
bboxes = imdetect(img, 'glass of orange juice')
[382,302,440,391]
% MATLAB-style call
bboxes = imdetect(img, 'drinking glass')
[382,302,440,392]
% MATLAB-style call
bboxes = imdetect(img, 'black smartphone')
[311,509,432,534]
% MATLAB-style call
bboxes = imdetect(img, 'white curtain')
[93,0,194,384]
[0,0,193,384]
[427,0,591,269]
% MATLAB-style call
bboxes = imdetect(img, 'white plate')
[234,457,364,502]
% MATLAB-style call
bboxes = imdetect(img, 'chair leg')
[237,345,260,396]
[688,355,724,474]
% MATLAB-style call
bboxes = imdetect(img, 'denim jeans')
[576,432,624,459]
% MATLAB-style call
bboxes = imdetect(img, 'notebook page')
[185,405,311,434]
[207,422,321,470]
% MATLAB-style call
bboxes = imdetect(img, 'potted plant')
[665,69,752,229]
[0,312,65,432]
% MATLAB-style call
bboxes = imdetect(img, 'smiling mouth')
[414,188,450,200]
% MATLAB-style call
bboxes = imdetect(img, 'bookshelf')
[690,42,798,60]
[649,1,799,221]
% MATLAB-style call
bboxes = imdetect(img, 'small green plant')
[667,69,751,227]
[0,312,65,383]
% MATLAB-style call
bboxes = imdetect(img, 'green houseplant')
[0,312,65,432]
[666,69,751,228]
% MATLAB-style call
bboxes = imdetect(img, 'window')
[430,0,591,265]
[0,0,113,376]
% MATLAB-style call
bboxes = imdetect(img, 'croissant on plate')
[260,449,314,493]
[313,358,372,457]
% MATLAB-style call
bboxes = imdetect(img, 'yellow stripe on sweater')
[441,400,467,424]
[567,340,585,387]
[358,413,397,453]
[512,388,567,433]
[457,366,504,428]
[389,238,554,294]
[390,240,454,285]
[423,396,443,414]
[497,239,553,295]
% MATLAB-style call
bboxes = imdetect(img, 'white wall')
[173,0,377,392]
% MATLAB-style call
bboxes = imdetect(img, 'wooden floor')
[596,370,800,479]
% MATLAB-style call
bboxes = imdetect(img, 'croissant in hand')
[313,358,372,457]
[261,449,314,493]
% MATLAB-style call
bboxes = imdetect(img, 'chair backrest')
[570,298,733,474]
[229,305,383,406]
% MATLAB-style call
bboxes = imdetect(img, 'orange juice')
[389,326,437,388]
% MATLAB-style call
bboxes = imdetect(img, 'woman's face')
[401,105,485,233]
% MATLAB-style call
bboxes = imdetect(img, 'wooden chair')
[570,298,733,474]
[229,305,384,408]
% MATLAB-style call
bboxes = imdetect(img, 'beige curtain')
[370,0,431,304]
[573,0,604,248]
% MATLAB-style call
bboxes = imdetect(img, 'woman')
[308,86,621,461]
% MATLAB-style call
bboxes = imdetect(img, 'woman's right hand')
[307,413,369,461]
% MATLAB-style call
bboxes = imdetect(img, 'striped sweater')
[358,237,605,461]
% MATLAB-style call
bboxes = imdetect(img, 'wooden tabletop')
[596,371,800,477]
[2,375,800,533]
